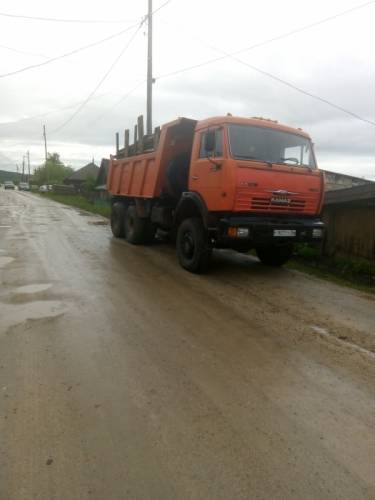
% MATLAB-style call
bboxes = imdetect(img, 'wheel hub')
[182,232,194,258]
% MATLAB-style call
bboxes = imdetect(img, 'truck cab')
[108,115,325,273]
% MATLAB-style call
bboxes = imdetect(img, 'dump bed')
[107,117,197,198]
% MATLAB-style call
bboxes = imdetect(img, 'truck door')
[189,128,224,210]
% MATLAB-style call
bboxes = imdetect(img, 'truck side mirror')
[204,130,215,153]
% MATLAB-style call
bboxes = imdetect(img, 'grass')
[287,244,375,295]
[286,260,375,295]
[35,192,111,218]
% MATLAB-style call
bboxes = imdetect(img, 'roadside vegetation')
[36,192,110,218]
[33,153,73,185]
[287,244,375,294]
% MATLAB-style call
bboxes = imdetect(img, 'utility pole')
[43,124,48,184]
[22,156,25,182]
[43,124,48,162]
[27,151,30,182]
[146,0,153,135]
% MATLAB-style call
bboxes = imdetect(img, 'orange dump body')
[107,118,197,199]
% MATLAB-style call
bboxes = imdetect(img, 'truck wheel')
[124,205,156,245]
[176,217,212,273]
[256,244,294,266]
[110,202,126,238]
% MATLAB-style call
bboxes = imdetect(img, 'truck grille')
[251,197,306,211]
[234,189,317,214]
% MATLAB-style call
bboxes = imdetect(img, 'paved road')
[1,190,375,500]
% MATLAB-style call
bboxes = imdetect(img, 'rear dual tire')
[110,202,126,238]
[124,205,156,245]
[110,203,156,245]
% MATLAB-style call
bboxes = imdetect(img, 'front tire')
[110,202,126,238]
[176,217,212,273]
[256,244,294,266]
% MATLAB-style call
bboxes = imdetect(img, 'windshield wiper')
[278,157,299,165]
[234,155,263,160]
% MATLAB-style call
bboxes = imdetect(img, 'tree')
[33,153,73,185]
[84,175,97,192]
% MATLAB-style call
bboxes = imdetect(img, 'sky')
[0,0,375,180]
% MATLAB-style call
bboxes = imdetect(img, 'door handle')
[192,176,199,180]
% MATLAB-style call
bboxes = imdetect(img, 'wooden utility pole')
[146,0,153,135]
[27,151,30,181]
[43,125,48,162]
[22,156,25,182]
[43,124,49,184]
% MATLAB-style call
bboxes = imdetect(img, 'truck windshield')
[228,124,316,168]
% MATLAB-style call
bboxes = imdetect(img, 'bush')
[293,243,375,279]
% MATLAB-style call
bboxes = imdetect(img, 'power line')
[0,11,137,24]
[0,21,141,79]
[153,0,173,15]
[0,0,173,81]
[0,2,172,128]
[157,47,375,129]
[227,0,375,58]
[156,0,375,80]
[88,80,146,125]
[229,55,375,127]
[154,2,375,128]
[0,0,171,25]
[51,23,144,134]
[0,44,47,58]
[0,98,98,128]
[82,0,172,126]
[50,0,173,132]
[1,0,373,132]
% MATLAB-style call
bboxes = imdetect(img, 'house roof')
[322,169,373,184]
[66,162,99,182]
[324,183,375,207]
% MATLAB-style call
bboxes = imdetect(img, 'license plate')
[273,229,296,237]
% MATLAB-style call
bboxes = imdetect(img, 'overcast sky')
[0,0,375,180]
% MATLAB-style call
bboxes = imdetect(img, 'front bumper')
[217,215,325,245]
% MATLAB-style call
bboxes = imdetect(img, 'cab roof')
[195,115,311,139]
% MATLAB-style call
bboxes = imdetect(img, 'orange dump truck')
[107,115,325,273]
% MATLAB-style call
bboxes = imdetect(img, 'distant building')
[95,158,110,191]
[322,169,373,191]
[64,162,99,191]
[94,158,110,202]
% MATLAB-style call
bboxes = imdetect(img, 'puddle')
[0,256,14,268]
[0,300,64,331]
[15,283,52,294]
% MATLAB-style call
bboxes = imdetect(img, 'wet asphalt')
[1,190,375,500]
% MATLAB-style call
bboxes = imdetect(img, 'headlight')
[227,227,250,238]
[237,227,249,238]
